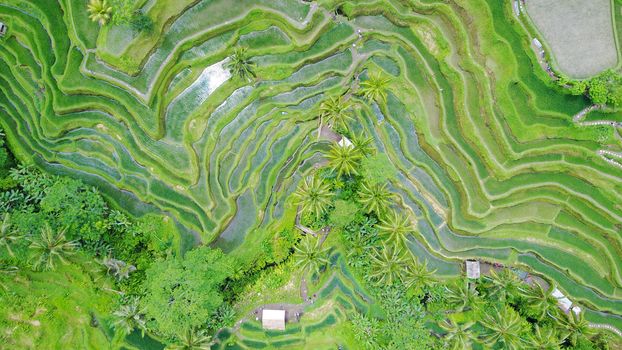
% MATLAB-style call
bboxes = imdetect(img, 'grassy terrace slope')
[1,0,622,330]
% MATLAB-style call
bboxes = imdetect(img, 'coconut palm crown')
[293,236,330,275]
[167,328,213,350]
[293,176,332,219]
[319,96,353,131]
[368,244,408,285]
[112,299,146,335]
[376,209,414,248]
[350,131,375,157]
[480,306,526,350]
[359,73,391,104]
[226,47,256,81]
[29,223,78,271]
[0,213,21,257]
[439,319,477,350]
[87,0,113,26]
[326,143,363,177]
[358,182,394,216]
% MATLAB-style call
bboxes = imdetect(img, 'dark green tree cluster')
[427,270,612,350]
[87,0,153,32]
[141,246,233,338]
[0,129,9,176]
[0,135,242,348]
[350,286,435,349]
[560,70,622,107]
[0,164,173,275]
[290,87,444,347]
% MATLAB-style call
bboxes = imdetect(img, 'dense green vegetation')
[558,70,622,106]
[0,0,622,348]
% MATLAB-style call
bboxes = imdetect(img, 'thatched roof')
[262,309,286,330]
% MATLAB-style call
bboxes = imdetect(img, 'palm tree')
[293,236,330,275]
[326,143,362,177]
[0,263,18,291]
[87,0,113,26]
[0,213,21,257]
[319,96,353,131]
[557,311,595,346]
[480,306,525,350]
[376,210,413,248]
[519,282,559,320]
[226,47,256,81]
[167,329,213,350]
[368,244,408,285]
[439,319,477,350]
[359,73,391,104]
[112,299,146,335]
[350,131,374,157]
[102,256,137,281]
[525,325,561,350]
[293,176,332,219]
[445,279,480,312]
[358,182,393,216]
[29,223,78,271]
[403,259,436,293]
[483,268,521,302]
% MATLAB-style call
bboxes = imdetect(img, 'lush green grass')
[0,256,115,349]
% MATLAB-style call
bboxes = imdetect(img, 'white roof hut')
[465,260,480,279]
[0,22,7,36]
[532,38,543,50]
[512,1,521,16]
[262,309,286,330]
[551,288,581,315]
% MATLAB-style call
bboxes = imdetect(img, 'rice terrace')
[0,0,621,349]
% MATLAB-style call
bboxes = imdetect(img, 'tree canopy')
[142,246,233,337]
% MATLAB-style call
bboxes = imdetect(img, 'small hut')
[262,309,286,330]
[551,288,581,315]
[0,22,7,37]
[465,260,480,279]
[532,38,543,50]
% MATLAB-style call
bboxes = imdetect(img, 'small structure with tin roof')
[551,288,581,315]
[0,22,7,37]
[262,309,286,330]
[465,260,480,279]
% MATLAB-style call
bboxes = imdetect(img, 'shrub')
[142,246,233,337]
[360,153,397,185]
[130,11,153,32]
[329,199,360,228]
[587,70,622,106]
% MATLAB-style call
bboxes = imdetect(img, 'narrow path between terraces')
[571,105,622,169]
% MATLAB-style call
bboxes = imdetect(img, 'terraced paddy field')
[2,0,622,343]
[214,255,373,349]
[524,0,619,78]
